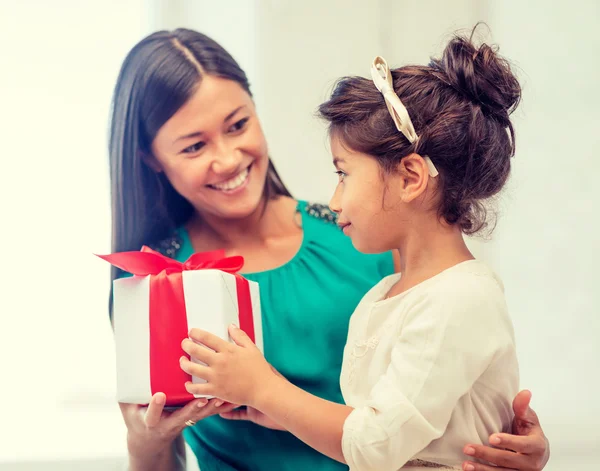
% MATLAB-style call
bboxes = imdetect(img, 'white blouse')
[340,260,519,471]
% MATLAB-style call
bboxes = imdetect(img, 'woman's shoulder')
[148,230,185,259]
[298,200,338,225]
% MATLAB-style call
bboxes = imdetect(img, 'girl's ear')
[396,153,429,203]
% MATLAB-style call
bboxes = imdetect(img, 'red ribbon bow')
[98,247,255,406]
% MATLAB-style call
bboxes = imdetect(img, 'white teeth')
[211,167,249,191]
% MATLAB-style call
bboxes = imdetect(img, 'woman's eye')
[228,117,250,133]
[183,141,206,154]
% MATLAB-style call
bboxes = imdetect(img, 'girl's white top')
[340,260,519,470]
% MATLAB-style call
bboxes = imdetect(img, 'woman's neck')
[186,196,298,250]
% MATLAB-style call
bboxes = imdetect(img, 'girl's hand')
[462,390,549,471]
[180,325,277,407]
[219,363,288,431]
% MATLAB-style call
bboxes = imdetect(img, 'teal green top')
[134,201,394,471]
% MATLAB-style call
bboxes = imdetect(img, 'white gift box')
[112,269,262,405]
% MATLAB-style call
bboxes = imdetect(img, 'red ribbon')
[98,246,255,406]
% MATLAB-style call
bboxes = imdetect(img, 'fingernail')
[197,399,208,408]
[155,394,165,405]
[464,446,475,456]
[230,323,239,329]
[215,400,224,407]
[179,356,186,363]
[465,464,475,471]
[490,435,501,445]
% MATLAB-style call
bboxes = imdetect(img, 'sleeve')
[341,277,514,471]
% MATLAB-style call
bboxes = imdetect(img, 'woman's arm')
[127,432,186,471]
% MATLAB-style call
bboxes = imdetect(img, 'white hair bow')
[371,56,439,177]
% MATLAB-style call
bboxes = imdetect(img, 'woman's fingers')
[490,433,547,455]
[144,392,167,428]
[122,393,230,436]
[462,461,515,471]
[220,408,250,421]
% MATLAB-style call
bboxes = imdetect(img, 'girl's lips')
[338,222,351,234]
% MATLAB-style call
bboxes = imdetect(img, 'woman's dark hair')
[109,29,291,316]
[318,27,521,234]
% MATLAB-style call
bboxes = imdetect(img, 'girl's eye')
[228,117,250,133]
[182,141,206,154]
[335,170,347,182]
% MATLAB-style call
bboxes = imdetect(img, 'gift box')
[97,247,263,406]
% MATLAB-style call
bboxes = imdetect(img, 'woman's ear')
[139,151,163,173]
[396,153,429,203]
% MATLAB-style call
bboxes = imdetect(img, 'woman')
[109,28,550,471]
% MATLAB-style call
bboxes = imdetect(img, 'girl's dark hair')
[109,29,291,316]
[318,28,521,234]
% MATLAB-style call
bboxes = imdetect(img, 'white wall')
[1,0,597,469]
[0,0,148,467]
[481,0,600,463]
[159,1,600,468]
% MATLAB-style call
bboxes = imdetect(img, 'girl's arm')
[253,375,351,463]
[180,327,351,463]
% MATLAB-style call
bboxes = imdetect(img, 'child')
[179,31,521,470]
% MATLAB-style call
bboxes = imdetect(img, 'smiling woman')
[148,76,271,219]
[109,28,292,288]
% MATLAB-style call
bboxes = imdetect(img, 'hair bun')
[430,33,521,122]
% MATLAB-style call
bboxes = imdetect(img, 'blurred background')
[0,0,598,469]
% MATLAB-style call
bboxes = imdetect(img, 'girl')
[109,28,549,471]
[179,33,531,471]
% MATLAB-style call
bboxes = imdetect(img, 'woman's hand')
[462,390,550,471]
[220,406,286,431]
[120,392,237,469]
[180,325,278,407]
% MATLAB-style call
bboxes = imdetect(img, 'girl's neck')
[392,219,474,296]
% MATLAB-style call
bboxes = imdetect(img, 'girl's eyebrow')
[333,157,346,168]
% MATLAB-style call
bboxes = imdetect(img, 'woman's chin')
[199,185,267,221]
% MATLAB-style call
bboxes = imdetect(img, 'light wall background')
[0,1,597,469]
